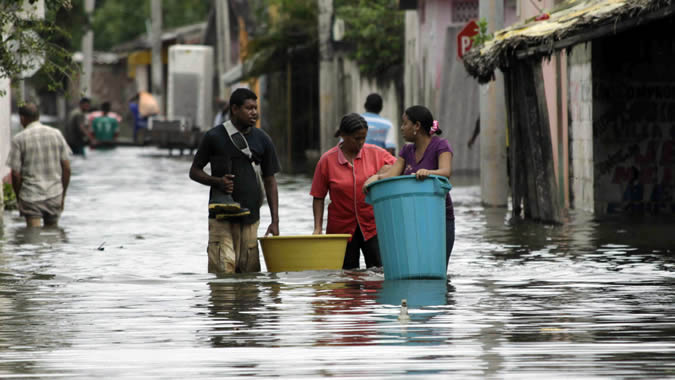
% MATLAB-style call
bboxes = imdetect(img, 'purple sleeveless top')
[399,136,455,220]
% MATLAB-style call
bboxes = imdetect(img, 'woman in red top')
[311,113,396,269]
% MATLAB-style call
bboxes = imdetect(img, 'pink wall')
[519,0,570,206]
[418,0,455,95]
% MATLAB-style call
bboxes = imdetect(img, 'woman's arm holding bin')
[363,157,406,191]
[312,197,325,235]
[414,151,452,180]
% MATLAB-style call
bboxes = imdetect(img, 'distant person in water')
[91,102,119,149]
[362,93,397,155]
[66,97,95,155]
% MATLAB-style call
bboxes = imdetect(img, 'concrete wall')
[319,55,400,153]
[69,62,136,134]
[404,0,454,111]
[341,59,400,151]
[1,78,11,182]
[439,26,480,173]
[405,0,487,172]
[592,20,675,217]
[404,10,420,109]
[568,43,594,212]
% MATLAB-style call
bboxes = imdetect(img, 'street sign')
[457,20,479,59]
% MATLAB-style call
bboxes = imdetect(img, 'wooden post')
[151,0,163,110]
[215,0,231,99]
[510,59,562,223]
[286,61,293,173]
[318,0,338,154]
[81,0,95,96]
[555,50,567,210]
[504,69,521,217]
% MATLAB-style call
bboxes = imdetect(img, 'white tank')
[167,45,213,131]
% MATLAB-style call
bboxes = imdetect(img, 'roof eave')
[463,1,675,84]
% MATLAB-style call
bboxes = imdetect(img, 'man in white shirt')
[7,103,71,227]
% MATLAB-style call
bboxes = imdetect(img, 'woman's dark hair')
[405,105,442,135]
[334,113,368,138]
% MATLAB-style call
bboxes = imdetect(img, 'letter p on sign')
[457,20,479,59]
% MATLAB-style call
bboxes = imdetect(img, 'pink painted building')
[403,0,519,173]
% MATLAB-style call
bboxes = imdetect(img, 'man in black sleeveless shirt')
[189,88,281,273]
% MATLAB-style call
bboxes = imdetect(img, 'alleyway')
[0,147,673,378]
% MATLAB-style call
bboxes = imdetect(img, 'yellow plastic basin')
[258,234,350,272]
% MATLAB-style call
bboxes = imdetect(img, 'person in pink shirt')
[311,113,396,269]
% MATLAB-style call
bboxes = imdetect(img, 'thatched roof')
[463,0,675,83]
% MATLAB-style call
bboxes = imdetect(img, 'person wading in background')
[66,97,95,155]
[7,103,72,227]
[362,93,397,156]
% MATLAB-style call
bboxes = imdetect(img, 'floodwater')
[0,147,673,379]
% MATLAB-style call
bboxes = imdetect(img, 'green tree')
[90,0,210,51]
[335,0,403,79]
[0,0,78,95]
[245,0,318,78]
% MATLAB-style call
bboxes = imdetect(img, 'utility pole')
[215,0,231,99]
[151,0,163,111]
[81,0,94,97]
[479,0,508,207]
[318,0,337,154]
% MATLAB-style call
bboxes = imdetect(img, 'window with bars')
[452,0,479,24]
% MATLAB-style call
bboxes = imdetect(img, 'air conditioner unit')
[167,45,213,131]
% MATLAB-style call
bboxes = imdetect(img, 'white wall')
[341,58,400,151]
[1,78,11,181]
[568,43,594,212]
[404,1,454,112]
[167,45,213,130]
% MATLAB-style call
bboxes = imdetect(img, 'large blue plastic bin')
[365,175,452,280]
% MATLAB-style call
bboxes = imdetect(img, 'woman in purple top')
[364,105,455,267]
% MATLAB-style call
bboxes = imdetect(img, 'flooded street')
[1,147,673,379]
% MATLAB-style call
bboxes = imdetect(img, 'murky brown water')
[1,147,673,379]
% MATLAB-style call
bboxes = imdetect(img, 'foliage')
[470,18,493,47]
[89,0,210,51]
[3,183,17,210]
[245,0,318,78]
[0,0,79,96]
[335,0,404,79]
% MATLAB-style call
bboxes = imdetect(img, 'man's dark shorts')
[18,195,63,222]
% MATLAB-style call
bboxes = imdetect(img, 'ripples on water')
[0,147,673,379]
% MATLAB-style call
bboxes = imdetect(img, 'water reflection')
[375,279,454,347]
[0,148,672,379]
[311,272,381,346]
[205,276,276,348]
[376,279,452,308]
[10,226,68,246]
